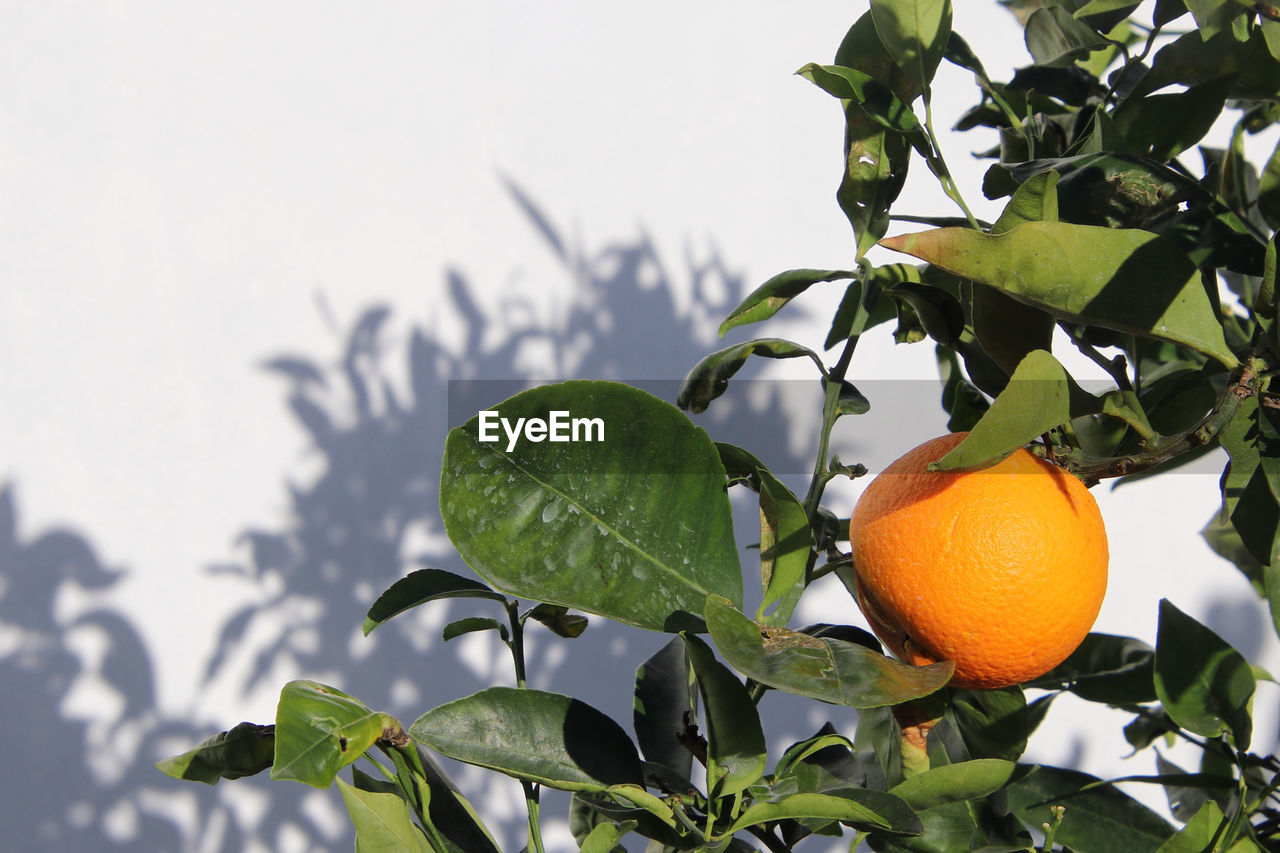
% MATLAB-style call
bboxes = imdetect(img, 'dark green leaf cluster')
[158,1,1280,850]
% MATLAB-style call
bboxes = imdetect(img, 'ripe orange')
[849,432,1108,690]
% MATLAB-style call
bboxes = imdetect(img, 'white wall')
[2,3,1276,851]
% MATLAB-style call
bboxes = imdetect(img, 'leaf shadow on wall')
[0,486,203,851]
[185,180,820,851]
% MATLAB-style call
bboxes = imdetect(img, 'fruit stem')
[892,697,944,780]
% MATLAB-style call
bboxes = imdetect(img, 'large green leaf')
[930,350,1072,472]
[682,634,767,799]
[410,687,643,792]
[156,722,275,785]
[336,778,434,853]
[364,569,506,636]
[718,269,856,337]
[1005,766,1176,852]
[441,380,741,633]
[1154,599,1256,748]
[880,221,1239,368]
[271,681,397,788]
[869,0,953,89]
[705,595,953,708]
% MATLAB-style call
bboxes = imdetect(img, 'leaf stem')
[1068,328,1133,392]
[923,93,980,230]
[504,599,547,853]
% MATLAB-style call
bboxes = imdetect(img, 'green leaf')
[990,170,1059,233]
[271,681,396,788]
[1154,799,1227,853]
[633,637,696,778]
[773,728,864,790]
[1111,76,1234,162]
[838,380,872,415]
[888,759,1017,810]
[869,0,953,89]
[364,568,506,636]
[948,687,1032,763]
[155,722,275,785]
[705,594,954,708]
[411,747,502,853]
[880,221,1239,368]
[441,380,742,633]
[1264,15,1280,63]
[845,112,913,259]
[336,778,434,853]
[1074,0,1144,20]
[726,791,917,836]
[796,63,928,144]
[410,687,642,792]
[1136,27,1280,100]
[1259,137,1280,231]
[1028,633,1156,705]
[930,350,1071,472]
[1005,766,1176,852]
[1024,5,1109,67]
[825,271,901,349]
[936,345,989,433]
[719,269,856,337]
[983,152,1203,228]
[1155,599,1256,748]
[1268,560,1280,645]
[575,788,688,849]
[579,820,636,853]
[1202,511,1266,596]
[756,468,812,624]
[570,794,630,852]
[682,633,767,799]
[831,13,919,258]
[526,603,589,638]
[679,339,824,415]
[1184,0,1252,39]
[441,616,507,643]
[1155,753,1209,822]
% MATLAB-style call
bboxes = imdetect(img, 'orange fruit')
[849,431,1108,690]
